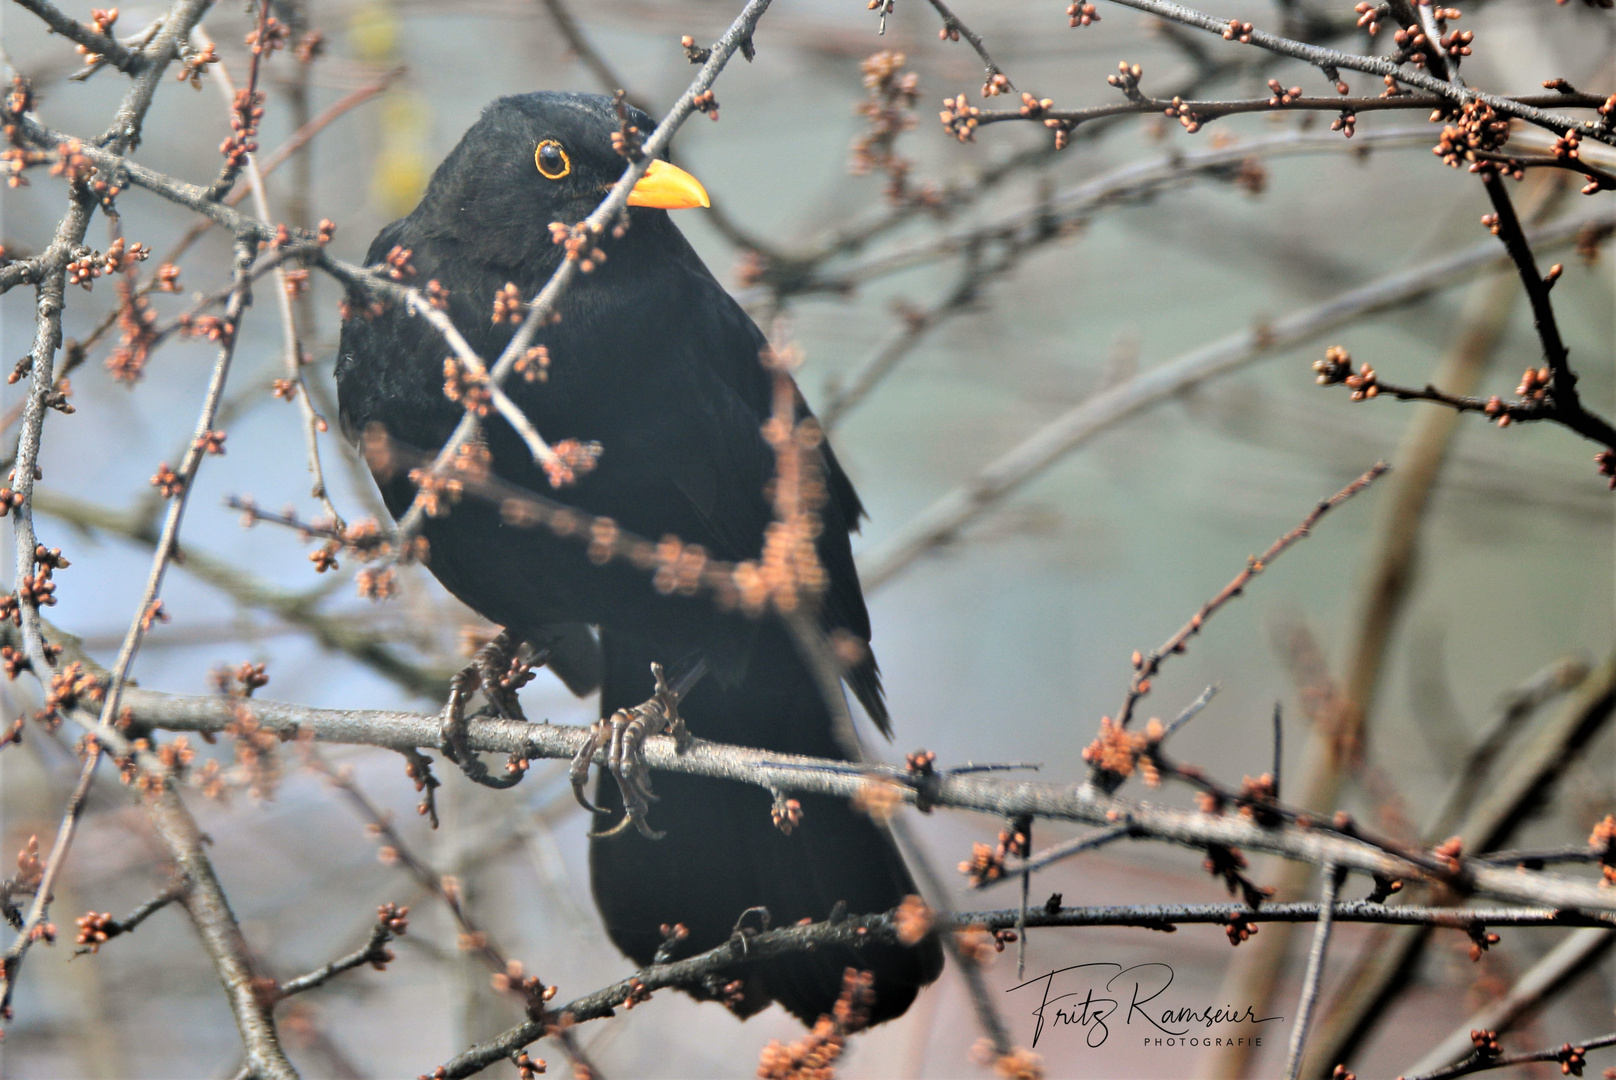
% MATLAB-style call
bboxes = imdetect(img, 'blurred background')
[1,0,1614,1076]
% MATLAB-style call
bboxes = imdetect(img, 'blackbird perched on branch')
[335,92,941,1025]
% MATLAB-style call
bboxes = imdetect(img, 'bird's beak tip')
[628,159,710,210]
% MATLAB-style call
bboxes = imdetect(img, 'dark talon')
[439,629,539,789]
[575,660,700,838]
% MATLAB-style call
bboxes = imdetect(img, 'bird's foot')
[440,629,540,790]
[571,661,690,839]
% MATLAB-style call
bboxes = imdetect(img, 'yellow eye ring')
[535,140,571,180]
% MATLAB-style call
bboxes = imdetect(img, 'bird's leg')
[440,629,539,790]
[573,660,704,839]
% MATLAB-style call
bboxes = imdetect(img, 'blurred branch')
[1300,647,1616,1077]
[856,208,1613,591]
[1400,926,1616,1077]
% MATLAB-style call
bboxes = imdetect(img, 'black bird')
[334,92,942,1025]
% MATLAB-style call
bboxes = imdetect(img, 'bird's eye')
[535,140,571,180]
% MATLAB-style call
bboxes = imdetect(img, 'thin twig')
[1282,863,1343,1080]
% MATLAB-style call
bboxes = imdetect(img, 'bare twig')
[856,209,1613,591]
[1282,863,1343,1080]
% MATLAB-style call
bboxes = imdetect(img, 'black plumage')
[334,92,941,1025]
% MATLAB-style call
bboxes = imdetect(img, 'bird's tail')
[587,624,943,1026]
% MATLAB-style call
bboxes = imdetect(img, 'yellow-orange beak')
[627,159,710,210]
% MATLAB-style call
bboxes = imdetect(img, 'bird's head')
[413,91,709,261]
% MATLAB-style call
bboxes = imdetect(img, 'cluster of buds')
[512,1051,545,1079]
[370,902,409,967]
[894,894,933,945]
[76,8,118,66]
[382,244,415,281]
[490,282,524,324]
[513,344,550,382]
[611,90,643,161]
[221,700,283,800]
[1588,814,1616,884]
[548,221,608,272]
[75,910,120,953]
[51,139,95,187]
[306,516,388,575]
[1223,18,1254,42]
[1432,834,1464,873]
[1018,92,1054,119]
[41,662,103,728]
[1594,450,1616,489]
[1433,99,1510,167]
[1,146,49,189]
[1516,364,1553,403]
[940,93,981,142]
[1314,346,1380,400]
[1332,109,1357,138]
[757,969,874,1080]
[423,278,449,310]
[851,52,929,206]
[1469,1029,1502,1058]
[105,284,157,383]
[336,290,385,323]
[1106,61,1145,102]
[1465,922,1501,962]
[1440,28,1474,58]
[210,660,270,698]
[680,34,711,65]
[1553,127,1583,166]
[220,89,265,174]
[957,822,1030,887]
[648,534,709,596]
[983,72,1010,98]
[1553,1044,1586,1075]
[732,370,829,616]
[770,793,803,835]
[692,88,719,120]
[1235,773,1281,826]
[69,238,149,290]
[542,438,602,489]
[15,836,43,891]
[1267,80,1304,106]
[1225,910,1259,946]
[408,467,464,518]
[19,543,69,615]
[150,462,185,498]
[1392,24,1430,67]
[1205,844,1272,908]
[1354,2,1388,33]
[176,41,218,89]
[904,749,937,776]
[1068,2,1100,26]
[6,74,32,120]
[1163,97,1205,134]
[1081,714,1165,785]
[245,14,289,57]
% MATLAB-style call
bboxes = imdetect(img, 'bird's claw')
[440,629,540,789]
[573,662,687,840]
